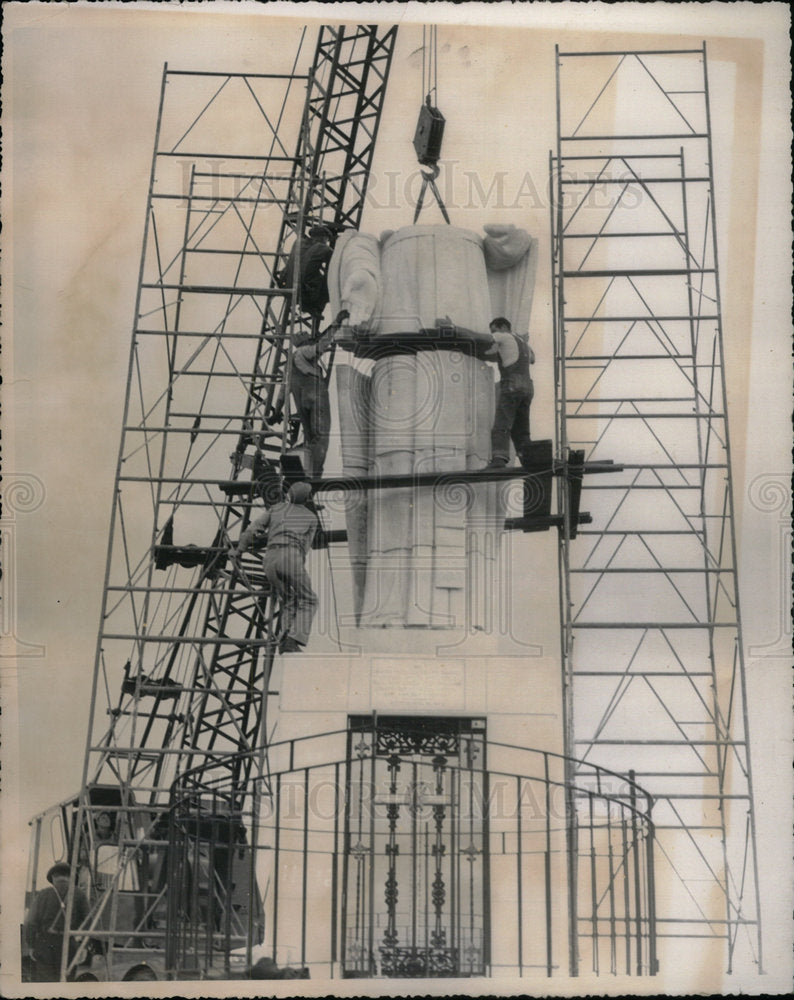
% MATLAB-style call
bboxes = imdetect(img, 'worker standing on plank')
[485,316,535,469]
[231,481,319,654]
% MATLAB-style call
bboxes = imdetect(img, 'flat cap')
[46,862,71,883]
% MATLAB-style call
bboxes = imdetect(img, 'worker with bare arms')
[485,316,535,469]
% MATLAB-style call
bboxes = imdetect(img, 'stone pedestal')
[273,647,563,759]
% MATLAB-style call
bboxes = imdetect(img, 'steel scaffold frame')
[51,25,398,981]
[552,43,762,976]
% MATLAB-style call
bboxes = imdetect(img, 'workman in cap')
[278,224,334,327]
[24,862,90,982]
[232,481,320,653]
[485,316,535,469]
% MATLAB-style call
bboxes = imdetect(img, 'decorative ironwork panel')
[343,718,487,978]
[379,945,460,978]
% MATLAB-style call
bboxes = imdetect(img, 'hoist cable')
[421,26,423,101]
[421,25,439,104]
[433,25,438,104]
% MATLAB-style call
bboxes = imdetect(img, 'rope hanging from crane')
[413,26,450,224]
[420,24,439,107]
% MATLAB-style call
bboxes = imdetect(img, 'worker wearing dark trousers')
[24,863,90,982]
[232,482,319,653]
[290,309,348,478]
[485,316,535,468]
[278,224,334,333]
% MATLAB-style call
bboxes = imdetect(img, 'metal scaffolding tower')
[45,24,398,981]
[551,44,762,975]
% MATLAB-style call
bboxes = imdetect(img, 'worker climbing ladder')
[23,24,399,983]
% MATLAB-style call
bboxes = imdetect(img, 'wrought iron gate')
[342,716,487,978]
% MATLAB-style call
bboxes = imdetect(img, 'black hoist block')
[413,100,446,166]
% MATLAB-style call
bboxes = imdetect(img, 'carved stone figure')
[328,223,538,629]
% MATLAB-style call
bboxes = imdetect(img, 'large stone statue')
[328,223,538,631]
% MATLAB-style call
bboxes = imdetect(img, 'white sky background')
[1,1,792,995]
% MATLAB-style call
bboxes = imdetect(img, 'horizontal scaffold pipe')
[570,567,732,574]
[565,411,725,418]
[574,739,746,745]
[562,268,715,277]
[571,621,738,629]
[559,176,710,185]
[89,745,258,756]
[560,132,709,141]
[155,151,299,161]
[149,512,592,569]
[150,194,296,205]
[216,461,620,496]
[135,329,279,339]
[164,70,310,79]
[562,230,695,238]
[557,48,704,56]
[140,282,290,295]
[563,315,719,322]
[554,153,693,162]
[101,633,272,644]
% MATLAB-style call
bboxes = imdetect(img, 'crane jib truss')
[552,43,762,976]
[55,24,398,981]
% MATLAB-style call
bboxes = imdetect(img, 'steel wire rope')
[421,24,440,105]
